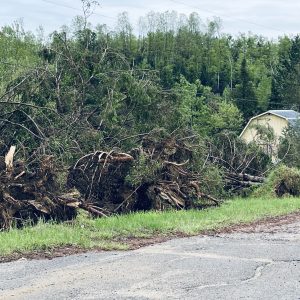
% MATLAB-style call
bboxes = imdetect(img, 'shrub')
[253,165,300,198]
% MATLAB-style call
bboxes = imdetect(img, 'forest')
[1,3,300,228]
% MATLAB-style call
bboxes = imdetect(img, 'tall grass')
[0,197,299,256]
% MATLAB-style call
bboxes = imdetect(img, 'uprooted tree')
[0,146,85,229]
[67,133,221,217]
[1,122,280,230]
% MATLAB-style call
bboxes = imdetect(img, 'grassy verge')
[1,196,300,257]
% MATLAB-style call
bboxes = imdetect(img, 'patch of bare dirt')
[0,233,188,264]
[0,246,89,264]
[206,211,300,234]
[116,232,188,250]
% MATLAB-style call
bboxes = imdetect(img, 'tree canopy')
[0,9,298,172]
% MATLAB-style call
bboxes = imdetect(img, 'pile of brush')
[67,134,220,216]
[0,146,78,230]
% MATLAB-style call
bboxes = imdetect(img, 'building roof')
[267,110,300,120]
[240,110,300,137]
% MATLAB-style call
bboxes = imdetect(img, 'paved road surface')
[0,221,299,300]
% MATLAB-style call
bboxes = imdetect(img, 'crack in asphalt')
[184,261,275,292]
[0,220,299,300]
[192,258,300,292]
[242,262,273,283]
[2,248,298,298]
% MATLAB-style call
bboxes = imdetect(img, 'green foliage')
[251,123,275,144]
[253,165,300,198]
[255,74,271,110]
[278,121,300,167]
[172,76,208,132]
[271,35,300,110]
[125,154,161,187]
[233,57,259,118]
[199,165,225,197]
[1,11,300,197]
[0,21,40,93]
[171,77,243,136]
[211,132,271,176]
[209,101,243,134]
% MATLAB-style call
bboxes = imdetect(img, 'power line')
[162,88,290,107]
[42,0,81,12]
[41,0,117,21]
[170,0,285,34]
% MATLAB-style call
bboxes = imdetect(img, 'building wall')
[240,113,288,158]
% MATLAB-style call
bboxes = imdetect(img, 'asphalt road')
[0,221,299,300]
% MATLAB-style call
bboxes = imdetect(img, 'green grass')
[1,196,300,257]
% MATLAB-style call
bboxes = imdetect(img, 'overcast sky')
[1,0,300,38]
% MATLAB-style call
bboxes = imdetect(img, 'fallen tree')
[0,133,273,230]
[0,146,79,230]
[67,134,221,216]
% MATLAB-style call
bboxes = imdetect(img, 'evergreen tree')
[233,57,259,119]
[271,35,300,110]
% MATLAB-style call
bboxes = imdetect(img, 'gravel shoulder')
[0,213,299,299]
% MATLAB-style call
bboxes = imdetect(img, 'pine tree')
[271,35,300,110]
[233,57,258,119]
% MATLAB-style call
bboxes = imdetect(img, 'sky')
[1,0,300,38]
